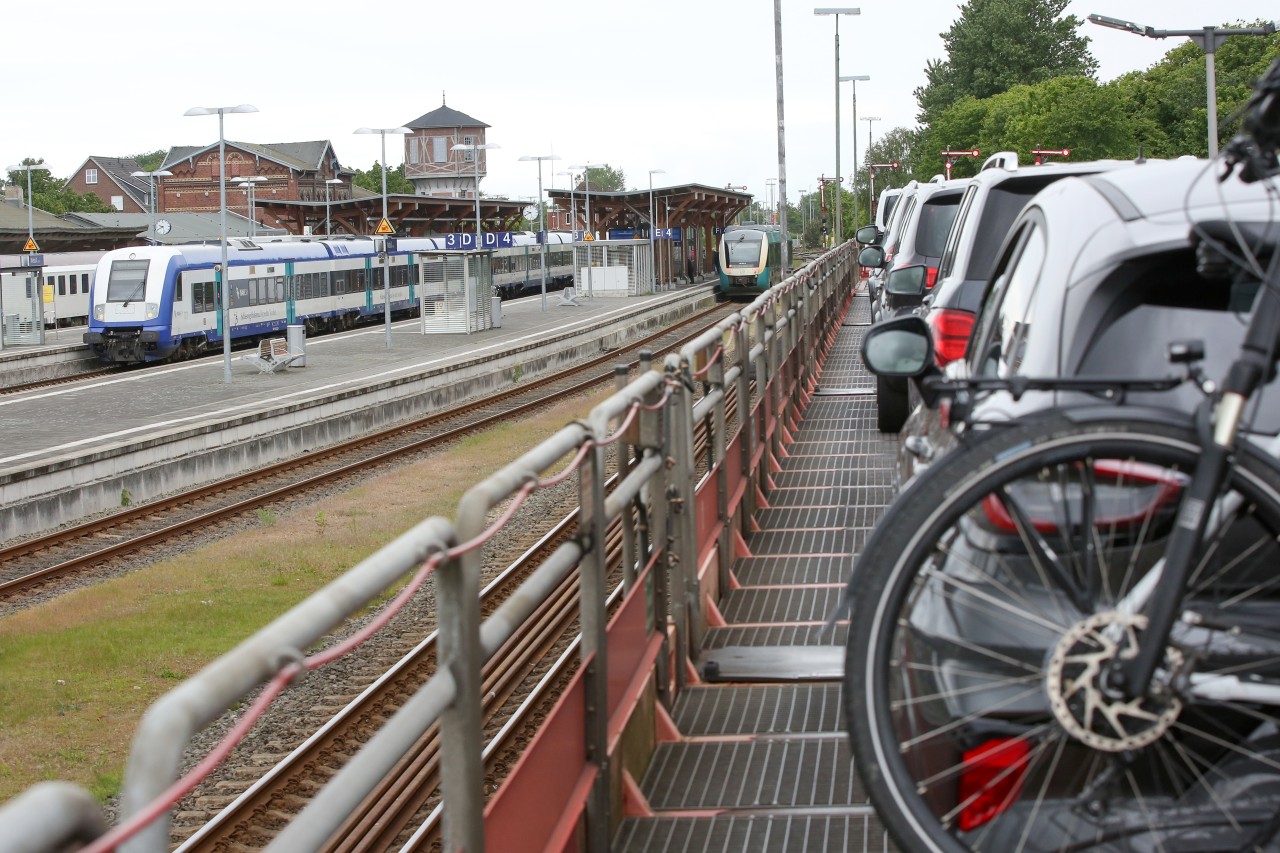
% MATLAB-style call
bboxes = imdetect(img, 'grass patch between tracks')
[0,394,598,804]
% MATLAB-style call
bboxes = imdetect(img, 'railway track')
[0,302,735,604]
[172,351,742,852]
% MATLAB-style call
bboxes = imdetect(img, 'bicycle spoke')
[890,666,1039,706]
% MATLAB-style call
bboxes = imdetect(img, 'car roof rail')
[980,151,1018,172]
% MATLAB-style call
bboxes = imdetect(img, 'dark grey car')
[857,180,965,432]
[869,156,1280,486]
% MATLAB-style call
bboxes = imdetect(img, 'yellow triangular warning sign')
[375,218,395,235]
[23,237,39,252]
[582,231,594,242]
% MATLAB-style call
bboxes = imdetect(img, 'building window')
[462,135,475,162]
[433,137,448,163]
[86,168,98,185]
[111,195,124,210]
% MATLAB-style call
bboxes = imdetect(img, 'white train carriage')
[41,251,101,327]
[85,239,418,363]
[84,232,581,364]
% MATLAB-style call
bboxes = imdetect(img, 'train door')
[285,261,296,325]
[364,256,374,313]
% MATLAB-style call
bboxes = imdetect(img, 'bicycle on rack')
[844,59,1280,852]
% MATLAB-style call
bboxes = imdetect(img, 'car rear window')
[916,196,962,258]
[1073,251,1280,434]
[967,175,1078,280]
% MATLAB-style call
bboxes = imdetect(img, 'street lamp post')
[236,176,266,239]
[648,168,665,292]
[323,177,343,236]
[864,116,880,221]
[557,171,579,231]
[518,154,561,311]
[452,142,501,244]
[840,74,870,228]
[356,126,411,350]
[184,104,258,385]
[568,162,604,239]
[130,168,173,243]
[815,7,860,245]
[1087,14,1277,158]
[7,161,52,247]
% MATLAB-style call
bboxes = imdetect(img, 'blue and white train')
[84,233,576,364]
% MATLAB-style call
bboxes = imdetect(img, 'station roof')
[546,183,752,233]
[63,211,287,244]
[0,200,141,253]
[256,192,528,238]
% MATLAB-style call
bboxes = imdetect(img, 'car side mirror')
[861,314,935,378]
[885,264,928,297]
[858,245,886,269]
[855,224,882,245]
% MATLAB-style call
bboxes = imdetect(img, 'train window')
[57,276,66,296]
[105,259,149,303]
[333,271,347,295]
[81,273,89,294]
[175,275,183,303]
[273,276,284,303]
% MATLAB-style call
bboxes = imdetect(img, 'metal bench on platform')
[241,337,301,374]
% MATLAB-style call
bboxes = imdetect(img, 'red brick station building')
[6,102,749,265]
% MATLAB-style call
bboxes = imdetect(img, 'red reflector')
[957,738,1030,832]
[929,309,975,366]
[981,459,1186,533]
[926,266,939,289]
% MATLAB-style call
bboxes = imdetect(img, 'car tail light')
[957,738,1030,832]
[929,308,975,366]
[926,266,938,289]
[981,460,1187,534]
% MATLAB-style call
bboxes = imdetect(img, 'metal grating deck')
[640,737,865,810]
[614,290,899,852]
[614,814,896,852]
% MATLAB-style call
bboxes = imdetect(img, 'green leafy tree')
[914,75,1141,174]
[1111,25,1280,157]
[846,127,917,228]
[581,164,625,192]
[131,150,167,172]
[915,0,1097,126]
[352,162,414,195]
[7,159,113,215]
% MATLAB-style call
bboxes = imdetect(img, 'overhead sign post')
[940,149,981,180]
[1031,147,1071,165]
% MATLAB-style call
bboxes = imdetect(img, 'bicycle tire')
[844,411,1280,852]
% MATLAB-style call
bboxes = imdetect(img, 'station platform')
[613,291,899,852]
[0,285,716,542]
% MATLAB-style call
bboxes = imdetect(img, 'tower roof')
[404,104,489,130]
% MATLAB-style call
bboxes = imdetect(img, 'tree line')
[792,0,1280,243]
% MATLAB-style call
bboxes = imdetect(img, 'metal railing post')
[707,334,733,595]
[735,317,757,526]
[663,353,702,678]
[437,544,486,853]
[615,363,639,593]
[578,421,612,851]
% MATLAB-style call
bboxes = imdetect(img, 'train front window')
[726,232,764,267]
[105,259,149,304]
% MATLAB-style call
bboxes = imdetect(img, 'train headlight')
[145,302,160,320]
[94,305,105,321]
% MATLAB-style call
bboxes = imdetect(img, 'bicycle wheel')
[844,412,1280,852]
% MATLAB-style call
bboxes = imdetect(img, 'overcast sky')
[4,1,1277,207]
